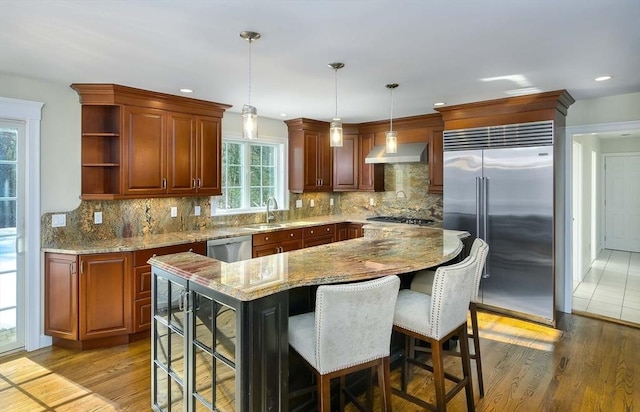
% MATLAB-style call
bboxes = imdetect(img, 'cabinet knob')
[310,230,314,234]
[188,248,193,252]
[326,227,330,232]
[265,236,269,241]
[152,253,157,257]
[290,233,294,237]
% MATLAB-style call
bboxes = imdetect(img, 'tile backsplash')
[41,163,442,247]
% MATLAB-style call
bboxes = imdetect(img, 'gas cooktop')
[365,216,435,226]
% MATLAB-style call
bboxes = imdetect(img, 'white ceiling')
[1,0,639,123]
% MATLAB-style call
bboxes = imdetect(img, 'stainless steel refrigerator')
[443,121,555,325]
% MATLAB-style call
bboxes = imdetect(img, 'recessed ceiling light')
[179,88,194,93]
[433,102,446,107]
[594,76,612,82]
[280,113,287,117]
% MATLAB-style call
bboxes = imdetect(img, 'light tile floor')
[573,249,640,324]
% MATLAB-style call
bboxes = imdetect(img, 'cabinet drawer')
[134,241,206,266]
[134,266,152,300]
[252,228,303,246]
[133,298,151,332]
[303,235,334,248]
[303,224,335,238]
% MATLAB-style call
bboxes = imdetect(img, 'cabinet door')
[303,131,321,191]
[167,112,196,195]
[333,133,358,191]
[428,129,444,193]
[195,115,222,195]
[79,252,133,339]
[347,223,364,239]
[123,106,167,195]
[359,132,384,191]
[45,253,79,340]
[252,244,280,258]
[317,132,333,191]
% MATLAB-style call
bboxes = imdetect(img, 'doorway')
[0,119,25,354]
[604,153,640,252]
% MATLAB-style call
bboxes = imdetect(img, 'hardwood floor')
[1,311,638,411]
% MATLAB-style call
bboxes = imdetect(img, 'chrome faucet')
[266,197,279,223]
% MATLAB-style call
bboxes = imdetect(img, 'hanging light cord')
[389,87,394,132]
[247,38,252,106]
[334,68,339,118]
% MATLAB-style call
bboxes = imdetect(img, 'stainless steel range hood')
[364,142,428,164]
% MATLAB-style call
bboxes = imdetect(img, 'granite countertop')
[149,225,464,301]
[41,214,446,255]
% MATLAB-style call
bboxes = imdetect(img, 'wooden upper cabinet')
[194,115,222,195]
[358,132,384,192]
[286,118,333,193]
[333,133,358,191]
[124,106,167,195]
[71,83,230,199]
[428,129,443,194]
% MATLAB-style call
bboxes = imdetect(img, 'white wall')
[573,135,601,276]
[600,136,640,153]
[0,73,81,213]
[567,92,640,126]
[0,73,288,214]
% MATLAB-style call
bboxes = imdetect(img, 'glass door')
[0,119,25,354]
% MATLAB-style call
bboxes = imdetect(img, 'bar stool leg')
[459,324,476,412]
[469,302,484,397]
[377,357,393,412]
[318,374,331,412]
[431,339,447,411]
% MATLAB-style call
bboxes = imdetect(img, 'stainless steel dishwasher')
[206,235,252,262]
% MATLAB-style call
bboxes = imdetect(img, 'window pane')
[262,188,274,201]
[0,130,17,161]
[250,187,261,207]
[227,188,241,209]
[250,166,261,187]
[227,166,242,187]
[226,143,241,165]
[262,146,274,166]
[0,200,16,229]
[250,145,261,166]
[261,166,274,187]
[0,165,16,198]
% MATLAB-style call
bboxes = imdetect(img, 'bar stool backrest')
[469,238,489,304]
[428,256,478,340]
[314,275,400,375]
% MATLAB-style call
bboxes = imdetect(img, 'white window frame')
[212,133,288,215]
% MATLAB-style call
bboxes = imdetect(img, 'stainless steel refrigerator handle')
[482,176,490,278]
[483,177,489,241]
[476,176,481,238]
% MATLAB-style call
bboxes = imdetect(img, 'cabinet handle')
[189,248,193,252]
[152,253,157,257]
[192,179,196,189]
[162,178,167,189]
[69,262,76,275]
[79,261,83,275]
[278,246,284,253]
[197,178,202,188]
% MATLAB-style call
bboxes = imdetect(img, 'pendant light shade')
[328,62,345,147]
[240,31,260,139]
[385,83,399,153]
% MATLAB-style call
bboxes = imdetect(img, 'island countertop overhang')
[148,226,465,301]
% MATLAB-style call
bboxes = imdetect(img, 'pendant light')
[240,31,260,139]
[328,62,345,147]
[385,83,399,153]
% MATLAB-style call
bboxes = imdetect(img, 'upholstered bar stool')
[289,275,400,412]
[393,255,479,411]
[410,238,489,397]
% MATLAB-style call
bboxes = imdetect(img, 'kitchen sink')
[240,224,286,231]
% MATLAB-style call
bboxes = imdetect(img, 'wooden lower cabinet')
[302,224,335,248]
[44,241,206,349]
[337,222,364,241]
[252,228,303,257]
[132,242,206,333]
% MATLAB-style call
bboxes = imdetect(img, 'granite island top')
[149,225,464,301]
[41,214,450,255]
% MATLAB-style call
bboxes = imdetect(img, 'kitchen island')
[148,225,464,412]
